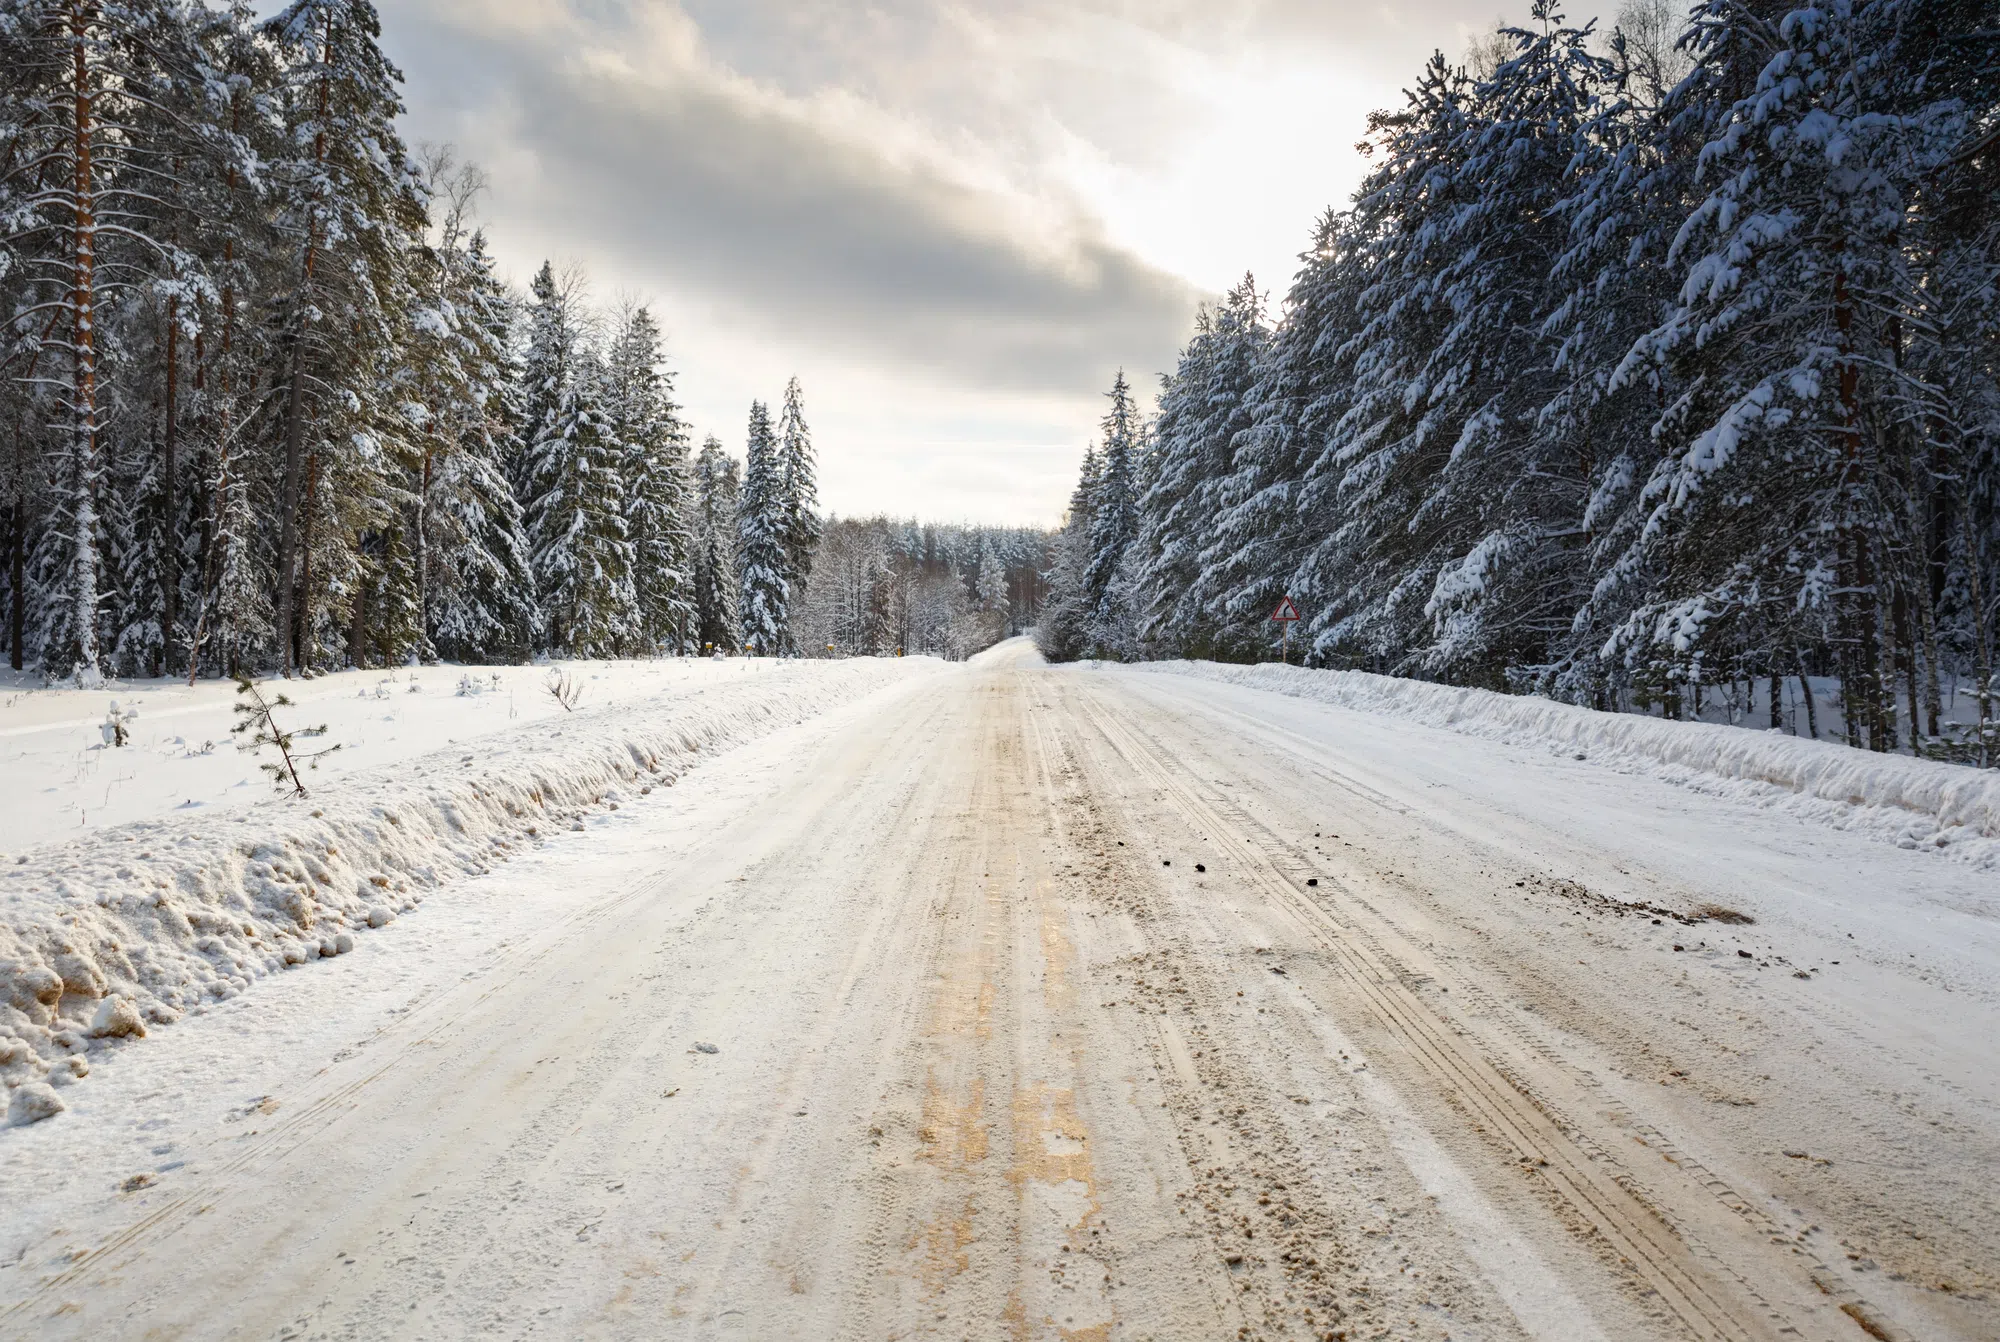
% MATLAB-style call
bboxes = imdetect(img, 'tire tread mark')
[1071,683,1819,1342]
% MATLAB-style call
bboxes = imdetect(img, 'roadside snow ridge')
[1,658,946,1122]
[1132,661,2000,864]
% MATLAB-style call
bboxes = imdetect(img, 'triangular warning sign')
[1271,596,1301,622]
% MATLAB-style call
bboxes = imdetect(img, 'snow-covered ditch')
[1128,661,2000,865]
[1,657,947,1125]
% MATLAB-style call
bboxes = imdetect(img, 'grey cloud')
[388,8,1201,399]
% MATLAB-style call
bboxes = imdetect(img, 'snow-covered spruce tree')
[775,374,821,652]
[1291,14,1612,685]
[1407,11,1614,685]
[518,263,632,657]
[260,0,424,675]
[1136,274,1269,659]
[608,304,694,654]
[1525,10,1704,709]
[1082,370,1141,658]
[100,5,245,680]
[692,434,740,653]
[1205,213,1365,669]
[106,425,168,676]
[405,157,537,664]
[1277,58,1474,674]
[736,398,789,655]
[1035,443,1100,662]
[1602,0,1956,748]
[1908,0,2000,760]
[180,1,283,681]
[974,533,1007,632]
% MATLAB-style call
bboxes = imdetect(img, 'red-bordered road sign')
[1271,596,1302,622]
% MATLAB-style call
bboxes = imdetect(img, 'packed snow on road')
[2,641,1996,1341]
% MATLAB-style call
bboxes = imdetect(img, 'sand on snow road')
[6,638,1994,1341]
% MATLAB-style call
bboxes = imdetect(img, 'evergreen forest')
[1040,0,2000,761]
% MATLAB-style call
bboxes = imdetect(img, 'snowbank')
[0,656,778,852]
[1128,661,2000,865]
[1,658,946,1122]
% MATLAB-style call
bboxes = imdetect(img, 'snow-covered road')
[4,638,1994,1340]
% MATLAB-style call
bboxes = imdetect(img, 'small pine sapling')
[232,675,340,797]
[545,669,584,712]
[100,701,137,748]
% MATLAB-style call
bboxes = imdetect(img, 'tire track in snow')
[1069,677,1894,1342]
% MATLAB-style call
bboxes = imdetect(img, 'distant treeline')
[798,519,1049,661]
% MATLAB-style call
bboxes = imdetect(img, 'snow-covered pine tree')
[1034,443,1100,662]
[181,1,283,682]
[1604,0,1953,747]
[736,399,789,655]
[518,264,632,656]
[608,304,695,654]
[776,376,821,649]
[692,435,741,653]
[974,534,1005,615]
[407,158,538,663]
[1233,213,1366,666]
[260,0,425,674]
[1136,274,1268,659]
[0,0,211,682]
[1082,370,1141,658]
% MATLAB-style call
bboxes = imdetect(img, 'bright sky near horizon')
[378,0,1529,526]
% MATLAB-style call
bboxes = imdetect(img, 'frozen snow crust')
[1130,661,2000,865]
[1,658,947,1122]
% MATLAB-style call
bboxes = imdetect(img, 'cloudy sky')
[377,0,1522,525]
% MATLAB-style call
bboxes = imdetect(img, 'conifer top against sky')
[367,0,1516,525]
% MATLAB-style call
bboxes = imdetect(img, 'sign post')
[1271,596,1302,665]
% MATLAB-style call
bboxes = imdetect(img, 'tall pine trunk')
[416,444,432,648]
[297,451,321,673]
[1797,653,1819,741]
[60,1,104,682]
[5,484,21,671]
[1832,263,1885,750]
[161,294,180,672]
[274,38,331,676]
[275,321,312,674]
[1962,508,1994,767]
[188,267,236,685]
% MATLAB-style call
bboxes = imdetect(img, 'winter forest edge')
[1039,0,2000,767]
[0,0,1047,685]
